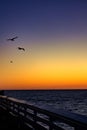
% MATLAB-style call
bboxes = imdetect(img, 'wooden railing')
[0,95,87,130]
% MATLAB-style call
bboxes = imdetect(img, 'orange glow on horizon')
[1,40,87,90]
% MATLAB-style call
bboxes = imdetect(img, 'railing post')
[49,117,53,130]
[24,105,27,117]
[17,104,20,114]
[0,97,2,106]
[34,110,37,123]
[6,97,10,112]
[33,110,37,129]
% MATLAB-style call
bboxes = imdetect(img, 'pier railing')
[0,95,87,130]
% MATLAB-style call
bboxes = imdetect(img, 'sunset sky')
[0,0,87,89]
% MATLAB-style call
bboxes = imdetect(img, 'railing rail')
[0,95,87,130]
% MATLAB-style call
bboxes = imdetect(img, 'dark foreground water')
[4,90,87,116]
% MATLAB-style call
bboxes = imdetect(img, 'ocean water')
[4,90,87,116]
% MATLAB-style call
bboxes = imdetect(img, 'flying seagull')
[18,47,25,51]
[10,60,13,63]
[7,36,18,41]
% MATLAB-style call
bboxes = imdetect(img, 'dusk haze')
[0,0,87,89]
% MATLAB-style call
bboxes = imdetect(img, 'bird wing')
[18,47,25,51]
[12,36,18,40]
[7,36,18,41]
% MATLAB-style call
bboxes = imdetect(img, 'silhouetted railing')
[0,95,87,130]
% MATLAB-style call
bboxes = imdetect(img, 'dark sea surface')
[4,90,87,116]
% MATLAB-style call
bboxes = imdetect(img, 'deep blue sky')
[0,0,87,44]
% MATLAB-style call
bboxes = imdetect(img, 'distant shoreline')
[3,89,87,91]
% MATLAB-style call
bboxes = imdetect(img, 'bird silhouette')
[10,60,13,63]
[7,36,18,41]
[18,47,25,51]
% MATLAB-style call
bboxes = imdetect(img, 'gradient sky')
[0,0,87,89]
